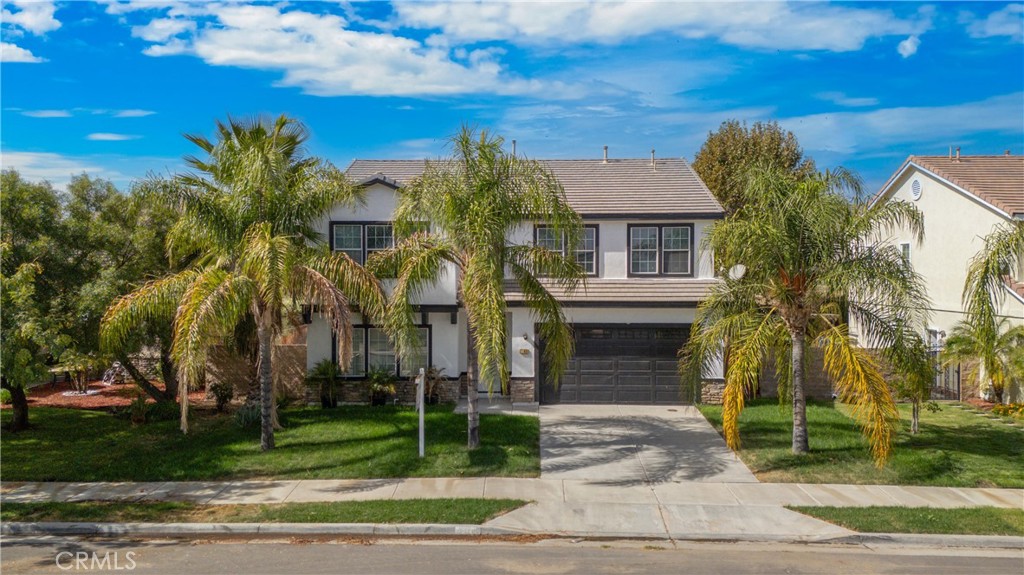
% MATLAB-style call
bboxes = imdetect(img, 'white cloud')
[125,3,576,97]
[394,2,932,52]
[0,150,125,189]
[0,41,44,63]
[897,35,920,58]
[1,0,60,35]
[963,4,1024,41]
[131,17,194,42]
[21,109,71,117]
[112,109,156,118]
[815,92,880,108]
[779,93,1024,155]
[86,133,142,141]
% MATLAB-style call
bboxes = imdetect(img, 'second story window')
[331,222,394,264]
[629,224,693,276]
[535,225,598,276]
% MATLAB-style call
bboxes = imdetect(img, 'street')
[2,536,1021,575]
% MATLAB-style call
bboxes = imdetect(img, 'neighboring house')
[870,153,1024,397]
[306,157,726,405]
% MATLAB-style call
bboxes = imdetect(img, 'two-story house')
[305,157,726,405]
[871,152,1024,399]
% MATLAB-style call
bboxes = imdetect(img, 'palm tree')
[950,221,1024,403]
[369,127,585,449]
[681,165,930,466]
[102,115,385,449]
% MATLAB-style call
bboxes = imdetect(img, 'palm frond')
[100,269,199,353]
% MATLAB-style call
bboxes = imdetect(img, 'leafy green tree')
[370,127,585,448]
[692,120,816,215]
[102,115,385,449]
[943,319,1024,404]
[681,166,929,466]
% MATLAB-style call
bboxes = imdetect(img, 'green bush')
[209,382,234,412]
[147,400,180,422]
[0,389,12,405]
[234,403,260,429]
[993,403,1024,419]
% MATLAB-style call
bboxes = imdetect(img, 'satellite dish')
[728,264,747,280]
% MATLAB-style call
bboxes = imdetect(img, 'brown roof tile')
[503,278,720,305]
[887,155,1024,216]
[346,158,724,217]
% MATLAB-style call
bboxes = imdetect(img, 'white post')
[417,367,425,458]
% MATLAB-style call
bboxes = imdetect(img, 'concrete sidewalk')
[3,479,1021,541]
[3,479,1020,508]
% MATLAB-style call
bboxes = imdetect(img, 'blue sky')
[2,1,1022,193]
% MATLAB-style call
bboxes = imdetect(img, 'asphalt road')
[2,536,1022,575]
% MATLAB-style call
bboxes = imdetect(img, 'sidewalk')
[3,479,1021,542]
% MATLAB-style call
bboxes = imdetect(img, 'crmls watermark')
[55,551,137,571]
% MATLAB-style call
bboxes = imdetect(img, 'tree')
[950,221,1024,403]
[692,120,816,215]
[680,166,929,466]
[370,127,585,449]
[943,319,1024,404]
[102,115,385,448]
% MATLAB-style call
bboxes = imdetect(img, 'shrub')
[367,367,396,406]
[992,403,1024,419]
[0,389,11,405]
[147,400,181,422]
[305,359,343,408]
[209,381,234,412]
[234,403,261,429]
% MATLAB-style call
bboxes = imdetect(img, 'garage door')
[539,325,691,405]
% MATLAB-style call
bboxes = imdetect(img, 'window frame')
[332,324,432,379]
[532,224,600,277]
[899,242,911,264]
[329,221,397,265]
[627,223,695,277]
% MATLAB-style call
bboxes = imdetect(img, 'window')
[629,227,659,274]
[629,224,694,276]
[337,326,430,378]
[535,225,598,276]
[330,222,396,265]
[333,224,363,264]
[900,242,911,264]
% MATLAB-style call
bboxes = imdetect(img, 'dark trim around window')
[331,324,432,379]
[626,223,695,277]
[532,224,600,277]
[328,221,394,265]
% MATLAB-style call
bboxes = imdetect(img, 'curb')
[3,523,1022,549]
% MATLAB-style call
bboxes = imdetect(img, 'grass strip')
[0,499,526,525]
[788,506,1024,536]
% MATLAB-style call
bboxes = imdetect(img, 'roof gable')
[876,155,1024,218]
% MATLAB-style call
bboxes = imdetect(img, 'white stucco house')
[306,156,726,405]
[871,153,1024,398]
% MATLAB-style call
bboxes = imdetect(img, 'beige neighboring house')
[871,153,1024,399]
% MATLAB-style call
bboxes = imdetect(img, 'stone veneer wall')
[700,379,725,404]
[758,348,834,400]
[509,378,536,403]
[307,378,462,406]
[206,344,307,401]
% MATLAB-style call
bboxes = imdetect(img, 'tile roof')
[346,158,724,217]
[503,278,720,305]
[885,155,1024,216]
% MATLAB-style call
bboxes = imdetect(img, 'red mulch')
[1,379,208,411]
[964,397,997,411]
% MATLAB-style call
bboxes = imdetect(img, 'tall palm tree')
[369,127,585,449]
[681,166,930,466]
[943,319,1024,404]
[102,115,385,449]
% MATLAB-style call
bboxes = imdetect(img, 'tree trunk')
[911,400,920,434]
[2,378,29,431]
[258,322,275,452]
[120,355,167,402]
[466,324,480,450]
[159,344,179,401]
[790,331,809,454]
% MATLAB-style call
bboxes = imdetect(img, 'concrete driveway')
[540,405,758,485]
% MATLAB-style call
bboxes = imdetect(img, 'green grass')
[0,406,539,481]
[789,506,1024,536]
[0,499,526,525]
[698,400,1024,487]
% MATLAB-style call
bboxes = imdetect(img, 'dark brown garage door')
[539,325,691,405]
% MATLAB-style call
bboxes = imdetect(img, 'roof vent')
[911,179,922,201]
[603,145,608,163]
[512,139,517,156]
[1006,150,1011,156]
[955,147,961,162]
[650,148,656,170]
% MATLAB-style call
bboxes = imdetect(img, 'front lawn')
[0,406,539,481]
[698,400,1024,487]
[0,499,526,525]
[789,506,1024,536]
